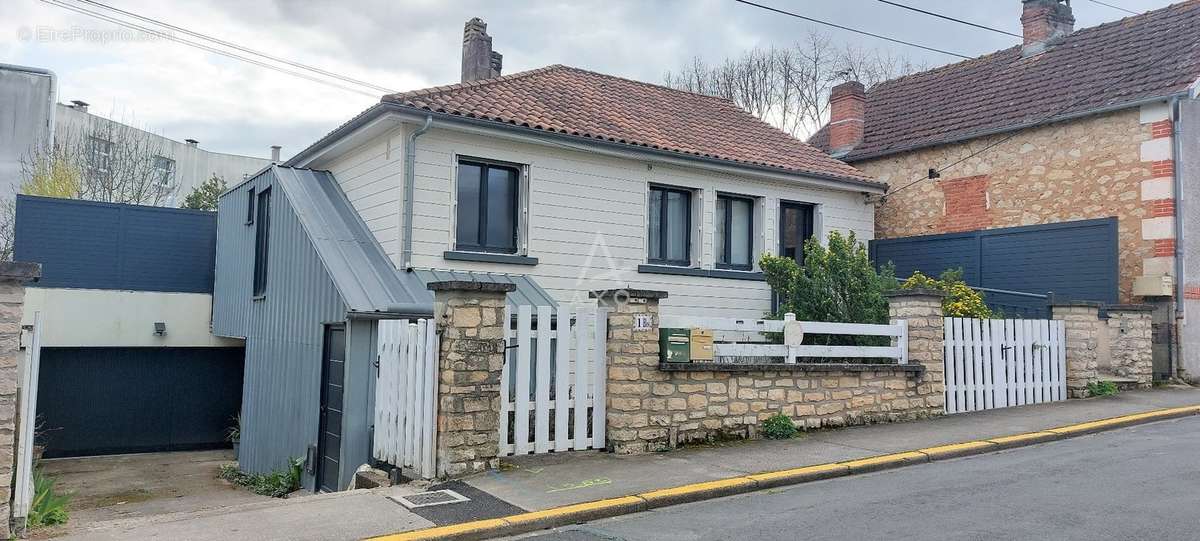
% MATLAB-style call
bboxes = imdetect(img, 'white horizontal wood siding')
[323,130,405,259]
[326,124,874,319]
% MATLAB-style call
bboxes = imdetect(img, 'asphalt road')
[509,416,1200,541]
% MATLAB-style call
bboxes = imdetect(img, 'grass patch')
[1087,380,1119,397]
[761,413,799,440]
[29,465,71,529]
[219,458,304,498]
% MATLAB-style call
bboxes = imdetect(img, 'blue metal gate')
[870,218,1119,317]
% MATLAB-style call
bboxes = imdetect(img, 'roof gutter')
[847,93,1192,163]
[401,114,433,270]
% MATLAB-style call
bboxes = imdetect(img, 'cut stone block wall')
[1105,305,1154,387]
[1053,302,1102,397]
[429,281,513,478]
[599,288,944,455]
[0,261,41,538]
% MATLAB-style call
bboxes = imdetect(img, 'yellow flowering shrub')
[901,270,993,318]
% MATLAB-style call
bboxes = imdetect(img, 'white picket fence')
[943,317,1066,414]
[659,313,909,363]
[501,305,607,456]
[373,318,438,479]
[12,312,42,525]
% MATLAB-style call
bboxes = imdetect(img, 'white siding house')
[297,101,879,319]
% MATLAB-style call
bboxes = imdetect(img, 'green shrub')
[1087,381,1119,397]
[760,231,898,345]
[761,413,799,440]
[901,268,992,319]
[28,465,70,528]
[219,457,305,498]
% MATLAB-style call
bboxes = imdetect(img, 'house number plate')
[634,314,653,331]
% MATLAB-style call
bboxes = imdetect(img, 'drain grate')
[392,489,470,509]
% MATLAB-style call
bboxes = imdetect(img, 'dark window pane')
[648,190,662,260]
[730,198,752,266]
[666,190,688,262]
[253,188,271,296]
[715,198,728,264]
[780,203,814,266]
[485,167,517,252]
[456,163,482,248]
[246,188,255,224]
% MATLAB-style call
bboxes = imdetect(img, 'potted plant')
[227,413,241,459]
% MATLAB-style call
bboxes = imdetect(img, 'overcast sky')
[1,0,1178,159]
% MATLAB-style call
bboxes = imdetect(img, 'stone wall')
[856,106,1173,302]
[428,281,513,478]
[1053,302,1102,397]
[599,289,943,455]
[1105,305,1154,387]
[0,261,41,538]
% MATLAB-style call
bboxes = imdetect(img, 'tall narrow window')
[779,201,815,266]
[456,160,519,253]
[252,187,271,297]
[648,186,692,266]
[716,194,754,270]
[246,187,256,224]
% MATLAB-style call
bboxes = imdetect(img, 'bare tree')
[664,31,928,139]
[3,111,181,259]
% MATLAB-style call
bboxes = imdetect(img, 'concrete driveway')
[33,450,268,537]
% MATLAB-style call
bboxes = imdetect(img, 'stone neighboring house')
[214,18,885,490]
[810,0,1200,381]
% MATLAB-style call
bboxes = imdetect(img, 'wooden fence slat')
[943,318,956,414]
[979,318,993,410]
[498,306,512,455]
[403,321,418,465]
[592,308,608,450]
[420,319,438,478]
[534,306,552,454]
[554,309,571,452]
[1057,321,1068,399]
[514,306,533,455]
[573,310,593,451]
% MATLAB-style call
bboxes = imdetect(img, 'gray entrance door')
[317,326,346,492]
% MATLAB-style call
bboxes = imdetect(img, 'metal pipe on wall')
[401,115,433,270]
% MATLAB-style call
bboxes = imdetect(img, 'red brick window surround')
[938,175,992,233]
[1151,160,1174,177]
[1150,120,1173,139]
[1148,199,1175,218]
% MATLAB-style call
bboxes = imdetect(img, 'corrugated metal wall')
[213,168,353,490]
[15,195,217,292]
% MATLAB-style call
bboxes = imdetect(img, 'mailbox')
[660,328,691,363]
[689,328,714,361]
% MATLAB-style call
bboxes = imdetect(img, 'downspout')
[1171,95,1185,379]
[401,115,433,270]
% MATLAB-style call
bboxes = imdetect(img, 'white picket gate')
[943,317,1066,414]
[12,312,42,525]
[501,305,607,456]
[373,318,438,479]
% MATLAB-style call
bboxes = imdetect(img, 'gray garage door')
[36,347,244,458]
[870,218,1119,317]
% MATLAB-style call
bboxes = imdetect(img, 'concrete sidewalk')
[48,388,1200,541]
[464,388,1200,512]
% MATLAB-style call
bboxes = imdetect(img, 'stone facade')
[858,107,1172,302]
[1052,302,1102,397]
[428,281,513,478]
[1105,305,1154,387]
[599,289,943,455]
[0,261,41,538]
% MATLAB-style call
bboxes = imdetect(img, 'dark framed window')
[716,194,755,270]
[456,160,519,254]
[252,187,271,297]
[779,201,815,266]
[648,186,692,266]
[246,187,256,224]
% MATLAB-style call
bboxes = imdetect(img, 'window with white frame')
[647,185,692,266]
[715,193,755,270]
[455,158,522,254]
[88,136,112,179]
[152,155,175,189]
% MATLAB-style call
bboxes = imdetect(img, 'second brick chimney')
[828,80,865,154]
[461,18,502,83]
[1021,0,1075,56]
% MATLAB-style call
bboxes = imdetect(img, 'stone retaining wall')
[1106,305,1154,387]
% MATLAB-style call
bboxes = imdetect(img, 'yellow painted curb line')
[367,403,1200,541]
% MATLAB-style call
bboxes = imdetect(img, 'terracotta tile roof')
[809,0,1200,162]
[381,65,879,185]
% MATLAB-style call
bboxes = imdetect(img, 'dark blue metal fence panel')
[870,218,1119,317]
[14,195,217,293]
[36,347,244,458]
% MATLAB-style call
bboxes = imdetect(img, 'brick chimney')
[1021,0,1074,56]
[461,18,502,83]
[828,80,865,154]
